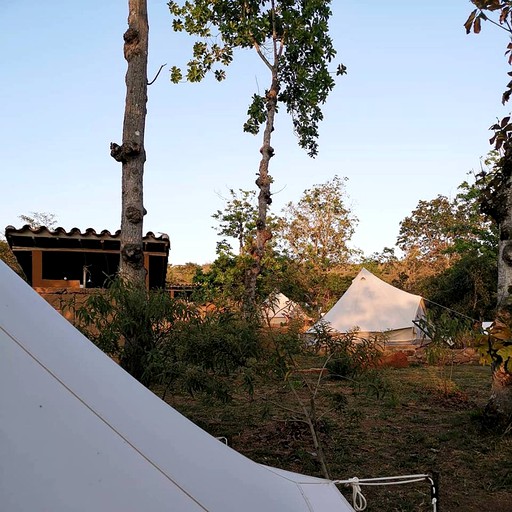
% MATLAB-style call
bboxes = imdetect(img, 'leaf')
[336,63,347,76]
[490,320,512,340]
[497,345,512,361]
[172,19,184,32]
[500,6,510,24]
[214,69,226,82]
[464,9,478,33]
[474,15,482,34]
[170,66,183,84]
[501,116,510,128]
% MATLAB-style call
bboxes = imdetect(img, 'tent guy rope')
[333,473,439,512]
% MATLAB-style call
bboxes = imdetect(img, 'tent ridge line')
[0,324,210,512]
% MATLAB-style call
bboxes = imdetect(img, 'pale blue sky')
[1,1,509,264]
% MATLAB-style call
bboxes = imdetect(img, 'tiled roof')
[5,225,169,244]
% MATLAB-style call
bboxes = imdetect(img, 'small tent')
[0,261,354,512]
[311,268,428,346]
[263,292,309,328]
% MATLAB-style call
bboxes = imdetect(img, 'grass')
[156,363,512,511]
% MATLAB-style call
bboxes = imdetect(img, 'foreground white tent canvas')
[0,261,354,511]
[312,268,428,346]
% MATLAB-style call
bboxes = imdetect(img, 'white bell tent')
[0,261,354,511]
[263,292,309,328]
[311,268,428,346]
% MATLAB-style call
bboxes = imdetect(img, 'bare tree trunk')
[485,365,512,429]
[497,176,512,310]
[483,151,512,428]
[243,76,278,315]
[111,0,148,287]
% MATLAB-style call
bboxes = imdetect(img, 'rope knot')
[346,477,366,511]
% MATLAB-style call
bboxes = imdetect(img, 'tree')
[423,252,497,320]
[276,176,357,270]
[397,195,461,266]
[18,211,57,229]
[110,0,149,286]
[166,262,205,285]
[396,176,497,292]
[212,189,258,255]
[465,2,512,309]
[398,187,494,262]
[169,0,344,313]
[465,1,512,425]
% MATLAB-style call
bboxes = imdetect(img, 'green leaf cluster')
[211,189,259,254]
[168,0,341,156]
[74,278,259,399]
[475,320,512,373]
[397,175,497,261]
[276,175,358,269]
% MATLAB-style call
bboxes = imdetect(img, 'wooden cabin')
[5,225,170,291]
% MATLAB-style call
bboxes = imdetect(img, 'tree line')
[171,170,497,325]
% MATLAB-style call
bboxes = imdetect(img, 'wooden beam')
[10,247,167,257]
[32,250,43,287]
[144,252,150,290]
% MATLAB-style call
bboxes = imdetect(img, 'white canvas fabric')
[0,261,353,512]
[263,292,307,327]
[312,268,427,345]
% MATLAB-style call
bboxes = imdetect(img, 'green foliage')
[192,245,286,311]
[168,0,341,156]
[465,3,512,224]
[396,173,497,318]
[397,177,496,261]
[243,94,267,134]
[152,309,260,401]
[193,250,251,307]
[166,262,204,285]
[475,318,512,370]
[418,310,474,351]
[74,279,259,399]
[276,176,358,269]
[309,322,384,380]
[465,1,512,104]
[257,319,306,379]
[423,253,497,320]
[74,279,194,382]
[257,319,387,479]
[212,189,259,254]
[420,313,474,400]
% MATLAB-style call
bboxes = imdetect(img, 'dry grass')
[158,363,512,511]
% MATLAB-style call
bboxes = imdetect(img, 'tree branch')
[480,11,512,33]
[148,63,167,85]
[252,39,273,71]
[271,0,278,64]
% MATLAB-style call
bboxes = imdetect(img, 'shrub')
[74,278,259,399]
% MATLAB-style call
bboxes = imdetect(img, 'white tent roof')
[315,268,425,335]
[0,261,353,512]
[264,292,305,320]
